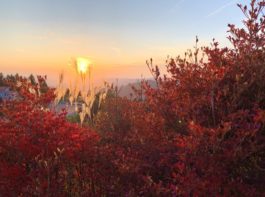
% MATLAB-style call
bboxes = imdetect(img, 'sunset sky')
[0,0,245,86]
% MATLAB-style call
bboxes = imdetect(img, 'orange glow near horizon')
[0,28,190,87]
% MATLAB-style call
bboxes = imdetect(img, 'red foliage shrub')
[95,97,175,195]
[141,0,265,196]
[0,77,100,196]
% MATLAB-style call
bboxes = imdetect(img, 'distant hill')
[118,79,156,98]
[101,78,143,86]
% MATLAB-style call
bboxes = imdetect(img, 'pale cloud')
[15,48,25,53]
[60,38,79,45]
[169,0,186,13]
[206,0,238,18]
[30,31,56,41]
[111,47,122,57]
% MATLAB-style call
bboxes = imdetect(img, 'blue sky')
[0,0,246,84]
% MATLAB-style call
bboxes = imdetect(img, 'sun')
[76,57,90,74]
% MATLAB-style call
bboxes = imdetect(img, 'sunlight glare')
[76,57,90,74]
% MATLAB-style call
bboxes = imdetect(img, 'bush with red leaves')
[141,0,265,196]
[0,76,100,196]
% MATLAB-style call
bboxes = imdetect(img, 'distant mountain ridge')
[118,79,156,98]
